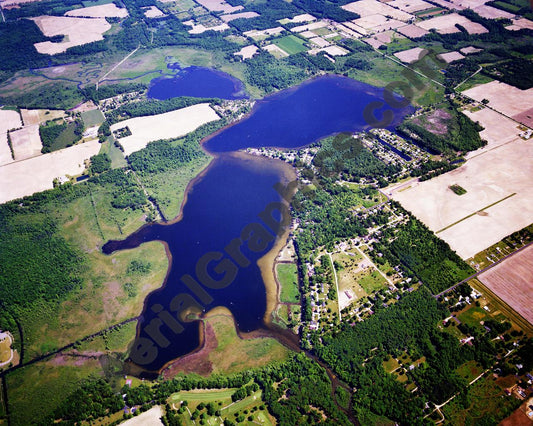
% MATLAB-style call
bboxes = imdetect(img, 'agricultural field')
[110,103,220,156]
[0,139,100,203]
[9,125,42,160]
[463,81,533,128]
[272,35,308,56]
[342,0,413,21]
[462,107,521,154]
[478,244,533,325]
[415,13,488,34]
[20,108,65,126]
[65,3,128,18]
[276,263,299,303]
[30,16,111,55]
[0,109,22,165]
[392,138,533,259]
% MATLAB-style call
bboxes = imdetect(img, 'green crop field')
[276,263,299,303]
[273,35,308,55]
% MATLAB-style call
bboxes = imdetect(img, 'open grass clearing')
[442,375,520,424]
[136,155,211,220]
[276,263,299,303]
[6,356,104,426]
[81,109,105,127]
[205,310,290,375]
[458,306,490,329]
[455,360,483,382]
[272,35,308,55]
[358,269,388,294]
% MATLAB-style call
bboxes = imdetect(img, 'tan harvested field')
[342,21,368,35]
[462,108,521,155]
[184,20,230,34]
[394,46,427,63]
[478,244,533,325]
[65,3,128,18]
[396,23,429,38]
[143,5,165,17]
[463,81,533,126]
[460,46,483,55]
[373,19,405,32]
[31,16,111,55]
[220,11,259,22]
[310,36,329,48]
[438,51,465,63]
[429,0,465,9]
[392,139,533,259]
[449,0,488,8]
[388,0,434,13]
[0,110,22,165]
[320,45,349,56]
[354,14,404,31]
[10,125,42,161]
[505,18,533,31]
[110,103,220,156]
[234,44,259,59]
[0,140,101,204]
[194,0,242,13]
[279,13,316,24]
[364,37,384,48]
[0,134,13,166]
[121,406,163,426]
[342,0,413,21]
[264,43,289,58]
[243,27,284,40]
[0,0,44,6]
[416,13,488,34]
[473,4,514,19]
[0,110,22,133]
[21,108,65,126]
[291,20,329,33]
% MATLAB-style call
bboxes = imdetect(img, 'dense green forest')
[42,354,349,425]
[292,179,386,256]
[312,133,400,183]
[373,215,474,294]
[398,107,485,153]
[314,287,501,424]
[0,191,87,332]
[39,118,84,153]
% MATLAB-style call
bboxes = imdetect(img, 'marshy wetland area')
[1,0,533,424]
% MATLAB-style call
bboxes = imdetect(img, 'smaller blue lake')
[148,66,248,100]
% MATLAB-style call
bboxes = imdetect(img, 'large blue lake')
[103,75,413,371]
[148,66,248,100]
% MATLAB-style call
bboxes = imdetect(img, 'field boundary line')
[434,240,533,299]
[97,45,140,90]
[436,193,517,234]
